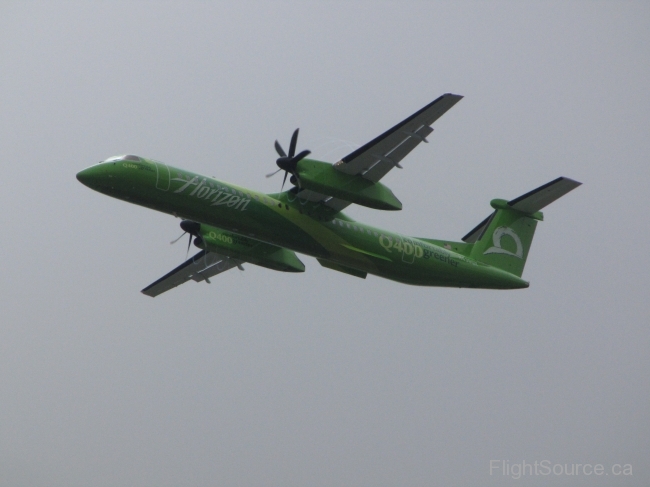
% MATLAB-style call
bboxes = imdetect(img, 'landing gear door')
[154,161,170,191]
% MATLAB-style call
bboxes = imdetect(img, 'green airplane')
[76,93,581,297]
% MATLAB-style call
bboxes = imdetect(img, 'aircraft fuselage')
[76,156,529,290]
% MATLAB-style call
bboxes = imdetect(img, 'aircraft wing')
[141,250,243,297]
[333,93,463,182]
[292,93,463,211]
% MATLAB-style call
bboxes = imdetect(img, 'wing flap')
[141,250,243,297]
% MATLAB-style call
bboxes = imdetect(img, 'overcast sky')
[1,2,648,486]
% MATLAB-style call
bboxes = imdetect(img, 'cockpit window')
[103,154,143,163]
[103,156,123,163]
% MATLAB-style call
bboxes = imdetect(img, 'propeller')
[169,220,245,275]
[266,128,310,191]
[170,220,201,259]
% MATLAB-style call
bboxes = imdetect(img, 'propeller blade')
[293,172,302,190]
[289,128,299,158]
[274,140,286,158]
[266,168,281,178]
[281,171,288,192]
[293,149,311,162]
[170,231,187,245]
[186,233,192,259]
[271,129,309,190]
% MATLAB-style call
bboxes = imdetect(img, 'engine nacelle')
[194,224,305,273]
[295,159,402,211]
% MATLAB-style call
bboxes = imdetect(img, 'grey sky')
[1,1,648,486]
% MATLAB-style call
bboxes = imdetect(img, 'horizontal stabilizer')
[507,177,582,213]
[462,177,582,243]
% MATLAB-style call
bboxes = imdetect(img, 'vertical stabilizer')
[464,177,581,277]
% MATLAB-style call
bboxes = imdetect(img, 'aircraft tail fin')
[464,177,581,277]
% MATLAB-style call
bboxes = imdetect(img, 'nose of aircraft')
[76,167,94,187]
[77,167,103,192]
[77,164,106,189]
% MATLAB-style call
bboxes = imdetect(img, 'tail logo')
[484,227,523,259]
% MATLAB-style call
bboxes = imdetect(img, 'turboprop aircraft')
[76,93,581,297]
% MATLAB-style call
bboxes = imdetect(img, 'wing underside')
[141,250,243,297]
[334,93,463,181]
